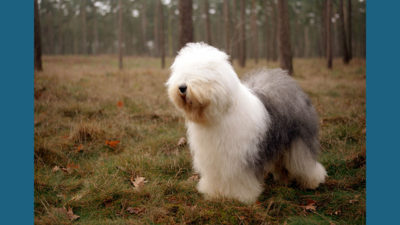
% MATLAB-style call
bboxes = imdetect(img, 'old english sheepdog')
[166,43,327,204]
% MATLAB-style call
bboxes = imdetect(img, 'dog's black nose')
[178,84,187,94]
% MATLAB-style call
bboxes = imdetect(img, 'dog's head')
[166,43,240,124]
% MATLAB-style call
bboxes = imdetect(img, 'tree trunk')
[81,0,87,54]
[339,0,350,64]
[118,0,123,69]
[154,1,159,57]
[93,14,99,55]
[251,0,258,64]
[34,0,43,71]
[167,6,173,56]
[141,1,147,55]
[265,2,270,62]
[347,0,352,60]
[326,0,332,69]
[277,0,293,75]
[304,25,310,57]
[204,0,212,45]
[223,0,230,54]
[158,0,165,68]
[238,0,246,67]
[320,0,327,58]
[272,0,278,61]
[179,0,193,49]
[230,0,237,62]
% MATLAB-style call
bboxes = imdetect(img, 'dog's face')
[166,43,240,124]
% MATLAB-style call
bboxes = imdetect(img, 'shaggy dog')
[166,43,327,204]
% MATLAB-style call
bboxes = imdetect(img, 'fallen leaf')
[67,163,80,170]
[70,194,83,201]
[190,205,197,211]
[177,137,187,147]
[188,174,199,181]
[304,204,316,212]
[105,140,120,148]
[75,144,83,153]
[306,199,316,205]
[60,163,80,174]
[301,200,317,212]
[126,207,145,214]
[131,176,147,189]
[67,207,80,221]
[61,167,72,174]
[117,101,124,107]
[52,166,60,172]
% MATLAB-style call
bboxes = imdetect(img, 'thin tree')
[339,0,350,64]
[204,0,212,45]
[179,0,193,48]
[251,0,258,64]
[81,0,87,54]
[238,0,246,67]
[230,0,238,62]
[346,0,352,60]
[272,0,278,61]
[265,1,269,61]
[277,0,293,75]
[34,0,43,71]
[118,0,123,69]
[158,0,165,68]
[93,12,99,55]
[167,6,173,56]
[154,1,159,56]
[141,1,147,55]
[320,0,327,58]
[326,0,332,69]
[223,0,230,53]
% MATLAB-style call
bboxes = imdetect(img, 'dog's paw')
[301,162,327,189]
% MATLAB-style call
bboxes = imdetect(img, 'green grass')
[34,56,365,224]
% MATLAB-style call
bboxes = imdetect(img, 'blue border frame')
[366,0,400,224]
[0,1,33,224]
[0,0,397,224]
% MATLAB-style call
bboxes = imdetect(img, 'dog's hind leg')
[284,139,327,189]
[269,155,290,185]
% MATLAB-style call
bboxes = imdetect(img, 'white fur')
[187,84,270,203]
[166,43,326,204]
[284,139,327,189]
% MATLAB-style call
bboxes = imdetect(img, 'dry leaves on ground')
[53,207,80,221]
[66,207,80,221]
[188,174,199,181]
[301,199,317,212]
[131,176,147,189]
[126,207,145,215]
[75,144,83,153]
[117,101,124,108]
[52,163,80,174]
[105,140,120,148]
[52,166,60,172]
[177,137,187,147]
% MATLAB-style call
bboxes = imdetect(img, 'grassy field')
[34,56,365,225]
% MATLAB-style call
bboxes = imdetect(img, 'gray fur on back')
[243,68,320,171]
